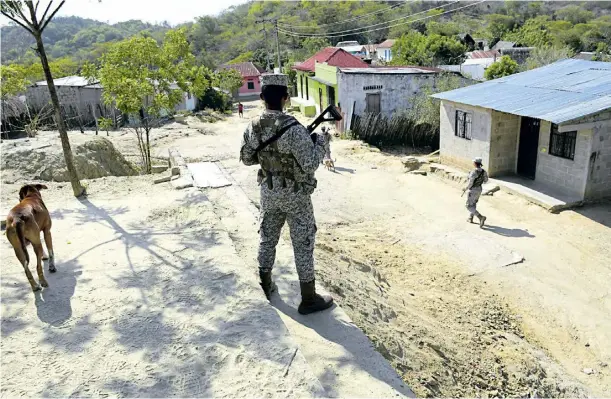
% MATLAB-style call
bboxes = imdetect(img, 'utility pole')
[256,18,282,72]
[260,27,272,72]
[273,19,282,72]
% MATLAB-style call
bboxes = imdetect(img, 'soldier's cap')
[260,73,288,88]
[473,157,483,165]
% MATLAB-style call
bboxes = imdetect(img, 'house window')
[549,124,577,160]
[363,85,382,91]
[187,92,192,99]
[247,81,255,90]
[455,110,472,140]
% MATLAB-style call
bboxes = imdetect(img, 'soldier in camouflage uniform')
[239,73,333,315]
[464,157,489,227]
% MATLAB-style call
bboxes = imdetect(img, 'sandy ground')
[0,177,325,397]
[161,101,610,396]
[2,100,610,397]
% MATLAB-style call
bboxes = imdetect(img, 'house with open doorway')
[217,62,266,99]
[292,47,369,116]
[432,59,611,202]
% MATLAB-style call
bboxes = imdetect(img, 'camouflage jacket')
[240,110,325,197]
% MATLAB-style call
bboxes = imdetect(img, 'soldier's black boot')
[259,269,276,300]
[298,280,334,315]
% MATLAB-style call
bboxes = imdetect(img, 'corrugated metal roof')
[340,67,439,74]
[337,45,366,53]
[218,62,265,77]
[431,59,611,124]
[467,50,500,59]
[377,39,395,49]
[34,75,101,88]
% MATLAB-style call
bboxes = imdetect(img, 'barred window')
[455,110,472,140]
[363,85,382,91]
[549,124,576,160]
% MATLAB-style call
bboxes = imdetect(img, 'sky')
[1,0,249,26]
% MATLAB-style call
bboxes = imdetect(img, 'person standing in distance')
[239,73,333,315]
[464,157,489,227]
[238,102,244,118]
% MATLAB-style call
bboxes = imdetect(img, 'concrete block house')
[432,59,611,202]
[376,39,395,63]
[218,62,266,99]
[292,47,369,116]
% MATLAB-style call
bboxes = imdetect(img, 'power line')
[278,2,406,30]
[278,0,462,38]
[278,1,486,39]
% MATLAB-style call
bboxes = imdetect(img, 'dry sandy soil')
[161,101,610,397]
[2,100,610,397]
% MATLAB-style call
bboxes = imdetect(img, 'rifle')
[254,105,343,155]
[307,105,343,141]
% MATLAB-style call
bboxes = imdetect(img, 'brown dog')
[324,158,335,172]
[5,184,55,291]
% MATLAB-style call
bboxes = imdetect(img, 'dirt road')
[162,101,610,396]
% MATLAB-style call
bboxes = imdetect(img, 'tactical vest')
[472,169,486,188]
[252,114,303,191]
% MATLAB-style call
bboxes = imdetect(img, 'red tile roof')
[377,39,396,49]
[219,62,265,77]
[468,50,500,59]
[293,47,369,72]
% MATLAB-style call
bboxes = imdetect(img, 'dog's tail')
[13,220,29,264]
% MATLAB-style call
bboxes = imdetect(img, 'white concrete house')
[432,59,611,202]
[337,66,449,118]
[376,39,395,63]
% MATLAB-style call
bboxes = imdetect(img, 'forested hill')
[1,16,170,64]
[2,1,611,71]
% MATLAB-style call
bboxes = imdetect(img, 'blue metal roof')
[431,59,611,124]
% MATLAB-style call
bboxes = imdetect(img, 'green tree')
[84,28,211,173]
[524,46,574,71]
[484,55,518,80]
[1,0,85,197]
[555,5,595,25]
[0,64,29,98]
[391,31,466,66]
[484,14,516,40]
[214,68,243,96]
[504,16,552,47]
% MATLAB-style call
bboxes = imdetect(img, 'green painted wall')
[315,63,338,85]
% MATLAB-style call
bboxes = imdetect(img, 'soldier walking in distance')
[239,73,333,315]
[464,157,489,227]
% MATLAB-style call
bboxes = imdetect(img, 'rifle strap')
[255,121,300,154]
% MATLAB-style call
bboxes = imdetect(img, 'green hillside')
[1,1,610,73]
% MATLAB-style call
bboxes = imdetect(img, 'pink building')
[218,62,266,98]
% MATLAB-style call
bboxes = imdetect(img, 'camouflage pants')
[258,197,317,283]
[466,188,482,218]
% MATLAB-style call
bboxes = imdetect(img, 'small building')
[26,76,108,128]
[499,47,534,65]
[217,62,266,99]
[336,41,367,58]
[432,59,611,202]
[292,47,369,116]
[574,52,596,61]
[491,40,516,51]
[458,33,476,51]
[376,39,396,63]
[337,66,449,118]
